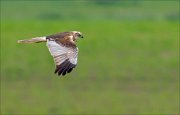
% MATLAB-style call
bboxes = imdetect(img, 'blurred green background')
[0,0,179,114]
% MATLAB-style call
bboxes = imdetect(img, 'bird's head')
[72,31,84,39]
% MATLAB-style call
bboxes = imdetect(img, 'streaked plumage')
[17,31,84,76]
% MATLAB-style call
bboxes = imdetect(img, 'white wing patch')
[46,39,78,66]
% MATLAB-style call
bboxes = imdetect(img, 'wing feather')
[47,39,78,76]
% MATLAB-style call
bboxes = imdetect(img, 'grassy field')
[1,1,179,114]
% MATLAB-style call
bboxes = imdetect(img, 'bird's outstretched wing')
[47,39,78,76]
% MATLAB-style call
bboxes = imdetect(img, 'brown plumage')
[17,31,84,76]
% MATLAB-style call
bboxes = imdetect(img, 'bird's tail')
[17,37,47,43]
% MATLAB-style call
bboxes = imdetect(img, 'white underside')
[46,40,78,65]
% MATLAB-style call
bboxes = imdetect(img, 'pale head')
[71,31,84,39]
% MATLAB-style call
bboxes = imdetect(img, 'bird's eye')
[76,33,81,37]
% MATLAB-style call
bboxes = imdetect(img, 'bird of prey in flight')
[17,31,84,76]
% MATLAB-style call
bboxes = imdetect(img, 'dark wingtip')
[54,59,76,76]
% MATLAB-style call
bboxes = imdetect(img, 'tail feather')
[17,37,46,43]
